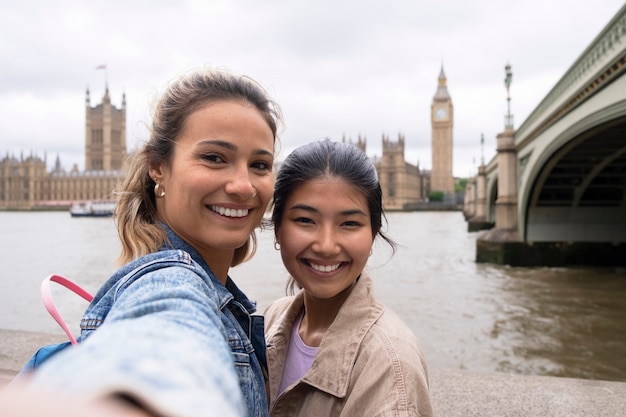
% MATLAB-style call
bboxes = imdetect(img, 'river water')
[1,211,624,381]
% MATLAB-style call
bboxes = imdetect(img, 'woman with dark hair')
[6,68,282,417]
[265,139,433,416]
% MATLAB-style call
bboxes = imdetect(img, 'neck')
[212,264,230,285]
[299,281,356,347]
[159,222,233,285]
[200,248,233,285]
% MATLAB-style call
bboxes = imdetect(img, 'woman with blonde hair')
[8,68,282,417]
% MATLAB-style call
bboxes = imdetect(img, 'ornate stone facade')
[2,68,454,212]
[343,67,458,211]
[0,87,126,210]
[344,134,430,211]
[85,87,127,171]
[343,67,454,212]
[376,134,429,210]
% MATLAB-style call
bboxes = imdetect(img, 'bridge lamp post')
[481,133,485,165]
[504,63,514,130]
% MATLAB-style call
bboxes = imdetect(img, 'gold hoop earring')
[154,183,165,198]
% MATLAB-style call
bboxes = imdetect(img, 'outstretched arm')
[14,267,244,417]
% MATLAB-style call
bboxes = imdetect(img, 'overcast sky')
[1,0,624,177]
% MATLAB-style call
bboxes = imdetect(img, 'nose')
[225,164,255,199]
[311,224,340,256]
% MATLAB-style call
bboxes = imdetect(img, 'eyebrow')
[289,204,368,217]
[198,139,273,157]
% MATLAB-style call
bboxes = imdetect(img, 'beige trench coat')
[264,274,433,417]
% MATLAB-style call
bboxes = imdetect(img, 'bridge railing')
[515,4,626,144]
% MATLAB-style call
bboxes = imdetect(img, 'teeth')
[310,262,341,273]
[211,205,249,218]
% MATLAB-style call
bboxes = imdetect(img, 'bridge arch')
[486,175,497,225]
[520,100,626,242]
[470,5,626,265]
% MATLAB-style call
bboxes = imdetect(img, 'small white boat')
[70,201,115,217]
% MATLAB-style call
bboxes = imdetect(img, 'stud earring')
[274,240,280,250]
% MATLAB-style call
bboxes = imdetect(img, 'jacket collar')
[161,224,257,314]
[274,273,384,398]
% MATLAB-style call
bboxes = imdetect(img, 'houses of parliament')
[0,69,455,211]
[344,66,455,210]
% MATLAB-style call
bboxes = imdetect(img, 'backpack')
[18,274,93,373]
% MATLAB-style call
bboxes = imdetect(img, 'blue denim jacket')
[29,225,268,417]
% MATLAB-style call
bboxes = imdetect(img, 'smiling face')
[276,177,374,301]
[150,100,274,276]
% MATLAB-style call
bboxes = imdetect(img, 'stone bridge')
[464,4,626,266]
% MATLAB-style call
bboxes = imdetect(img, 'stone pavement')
[2,329,625,416]
[429,368,625,417]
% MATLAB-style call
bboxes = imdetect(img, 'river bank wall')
[1,329,624,416]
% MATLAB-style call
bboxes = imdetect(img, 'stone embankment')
[1,329,625,416]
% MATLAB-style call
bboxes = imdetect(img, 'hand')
[0,381,153,417]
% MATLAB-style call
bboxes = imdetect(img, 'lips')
[209,205,250,218]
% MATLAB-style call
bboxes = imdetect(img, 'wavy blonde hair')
[115,68,282,266]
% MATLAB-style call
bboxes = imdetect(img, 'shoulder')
[80,251,225,340]
[375,306,419,340]
[357,305,429,380]
[87,249,208,303]
[264,296,295,328]
[123,250,210,283]
[351,307,432,415]
[125,249,204,276]
[355,276,422,353]
[105,249,221,306]
[371,307,426,356]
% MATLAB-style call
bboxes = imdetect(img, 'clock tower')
[431,66,455,195]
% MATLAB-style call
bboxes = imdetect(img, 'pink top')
[278,313,318,394]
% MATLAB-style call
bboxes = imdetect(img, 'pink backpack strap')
[40,274,94,345]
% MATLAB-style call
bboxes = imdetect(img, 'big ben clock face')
[435,107,447,120]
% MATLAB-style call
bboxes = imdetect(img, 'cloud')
[1,0,623,176]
